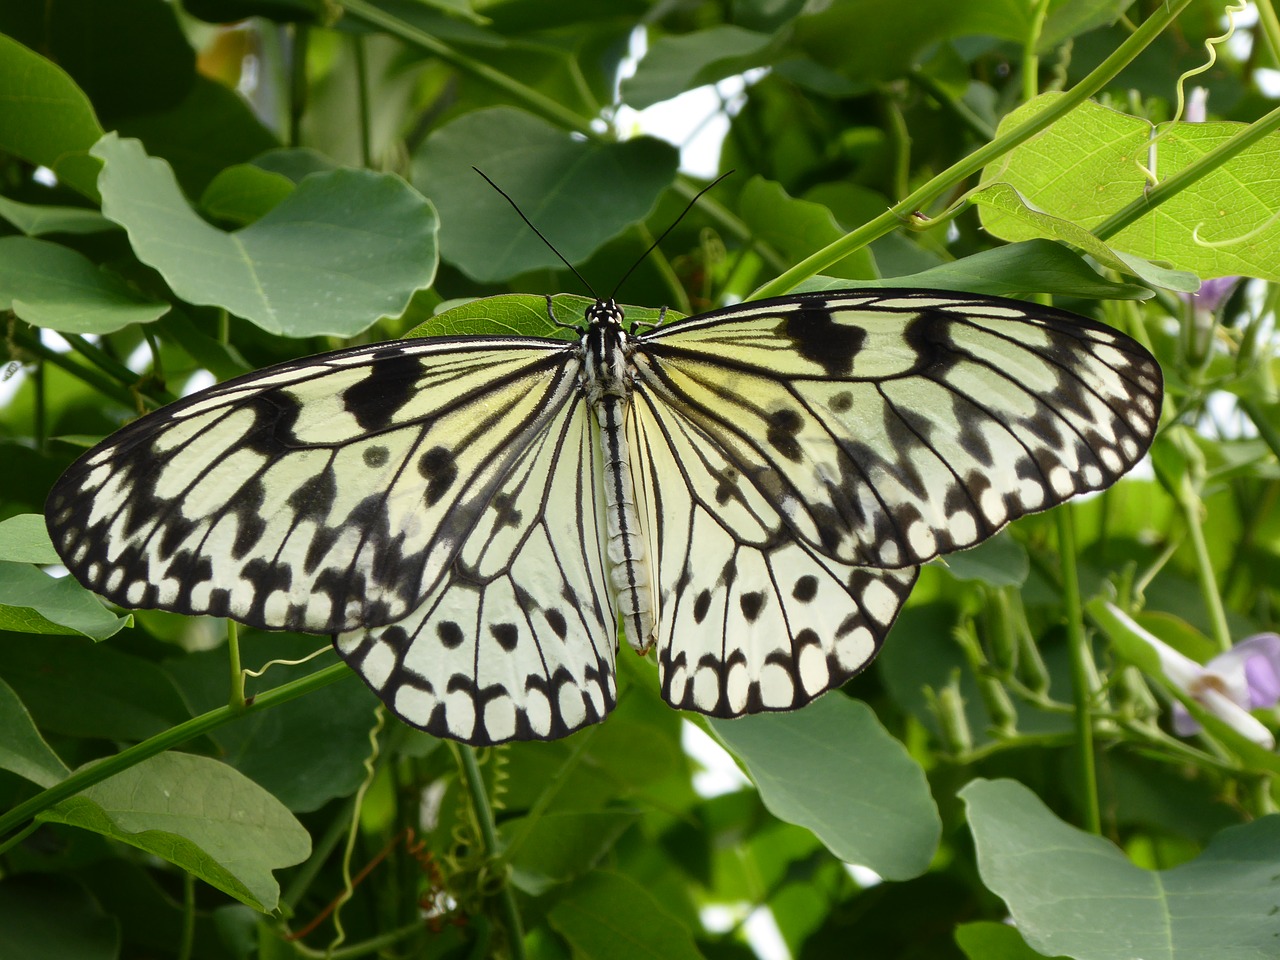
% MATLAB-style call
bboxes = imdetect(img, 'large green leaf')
[621,25,777,109]
[0,236,168,334]
[0,563,130,641]
[165,636,376,813]
[547,870,705,960]
[739,176,877,280]
[800,239,1153,299]
[93,133,439,336]
[0,674,70,788]
[979,94,1280,282]
[963,778,1280,960]
[412,106,678,282]
[39,752,310,912]
[0,34,103,198]
[709,694,940,880]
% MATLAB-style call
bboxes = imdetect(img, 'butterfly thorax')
[582,299,632,406]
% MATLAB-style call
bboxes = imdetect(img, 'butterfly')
[46,288,1162,744]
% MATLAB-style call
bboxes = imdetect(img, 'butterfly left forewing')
[46,338,576,634]
[635,289,1162,569]
[336,391,618,744]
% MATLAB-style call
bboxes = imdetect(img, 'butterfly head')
[586,298,625,331]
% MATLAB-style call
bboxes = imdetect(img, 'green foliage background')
[3,1,1280,958]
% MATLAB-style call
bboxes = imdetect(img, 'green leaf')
[114,75,279,197]
[0,674,71,788]
[0,563,130,640]
[93,133,439,337]
[979,94,1280,284]
[547,870,705,960]
[165,636,376,813]
[504,811,639,895]
[963,778,1280,960]
[39,752,311,912]
[0,634,185,741]
[0,236,169,334]
[739,176,877,280]
[956,920,1067,960]
[803,240,1153,299]
[970,182,1199,292]
[0,34,104,198]
[709,694,940,880]
[406,293,674,339]
[621,26,777,109]
[0,875,119,960]
[412,106,678,282]
[199,163,296,226]
[942,535,1030,587]
[0,514,59,564]
[0,196,116,236]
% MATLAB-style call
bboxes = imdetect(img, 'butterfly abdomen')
[583,302,656,654]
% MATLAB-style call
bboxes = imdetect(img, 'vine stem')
[751,0,1192,298]
[0,661,352,844]
[1175,471,1233,653]
[457,746,526,960]
[1058,506,1101,835]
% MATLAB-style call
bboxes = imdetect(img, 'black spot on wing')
[739,591,766,622]
[342,349,424,430]
[438,621,464,649]
[781,301,866,377]
[418,446,458,505]
[902,308,960,374]
[491,492,523,529]
[693,589,712,624]
[792,575,818,602]
[363,445,390,468]
[766,409,804,462]
[491,623,519,652]
[289,466,337,520]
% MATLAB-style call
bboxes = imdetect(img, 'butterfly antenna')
[610,170,734,301]
[473,167,599,299]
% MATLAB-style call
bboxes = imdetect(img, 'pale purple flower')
[1172,633,1280,739]
[1189,276,1240,313]
[1105,604,1277,748]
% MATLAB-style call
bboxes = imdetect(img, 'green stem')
[227,620,246,712]
[11,328,141,409]
[1058,507,1101,835]
[458,746,525,960]
[1176,471,1233,652]
[1255,0,1280,64]
[0,662,350,843]
[353,33,372,169]
[337,0,593,133]
[1093,100,1280,241]
[289,23,309,148]
[1022,0,1053,102]
[751,0,1192,298]
[177,871,196,960]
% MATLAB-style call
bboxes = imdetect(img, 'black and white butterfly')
[46,288,1162,744]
